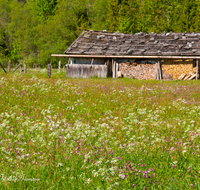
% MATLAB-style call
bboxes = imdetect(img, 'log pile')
[118,59,197,80]
[119,62,156,79]
[162,59,196,80]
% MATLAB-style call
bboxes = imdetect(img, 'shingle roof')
[64,30,200,56]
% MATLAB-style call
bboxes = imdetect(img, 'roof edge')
[64,31,87,53]
[51,54,200,59]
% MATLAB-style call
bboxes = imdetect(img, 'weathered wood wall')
[66,64,107,78]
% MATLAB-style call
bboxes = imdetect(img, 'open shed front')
[116,58,199,80]
[65,57,199,80]
[52,55,200,80]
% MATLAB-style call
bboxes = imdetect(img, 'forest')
[0,0,200,67]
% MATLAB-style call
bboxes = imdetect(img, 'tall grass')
[0,71,200,189]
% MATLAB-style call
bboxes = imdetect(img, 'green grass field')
[0,69,200,189]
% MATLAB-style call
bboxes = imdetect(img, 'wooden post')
[24,64,27,73]
[13,63,22,72]
[158,59,162,80]
[113,61,116,78]
[112,60,114,78]
[0,62,7,73]
[20,64,22,73]
[196,59,199,80]
[63,65,66,72]
[106,60,109,77]
[116,63,118,78]
[157,68,160,80]
[111,59,113,78]
[47,64,51,78]
[8,60,11,72]
[58,61,61,73]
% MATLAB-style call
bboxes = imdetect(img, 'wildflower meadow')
[0,70,200,189]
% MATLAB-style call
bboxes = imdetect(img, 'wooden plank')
[116,63,119,78]
[111,59,114,78]
[178,73,186,80]
[157,68,160,80]
[0,62,7,73]
[13,63,22,72]
[188,74,196,80]
[106,60,109,77]
[184,75,191,80]
[158,59,162,80]
[113,61,116,78]
[66,64,107,78]
[91,59,94,65]
[196,59,199,80]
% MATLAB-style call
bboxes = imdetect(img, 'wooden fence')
[66,64,107,78]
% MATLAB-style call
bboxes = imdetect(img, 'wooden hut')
[52,30,200,80]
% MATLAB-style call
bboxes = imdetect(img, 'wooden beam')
[91,59,94,65]
[51,54,200,59]
[13,63,22,72]
[0,62,7,73]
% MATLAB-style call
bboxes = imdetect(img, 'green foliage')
[1,0,200,66]
[9,41,21,62]
[30,0,57,22]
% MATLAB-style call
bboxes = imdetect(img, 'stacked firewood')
[162,59,196,80]
[119,62,156,79]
